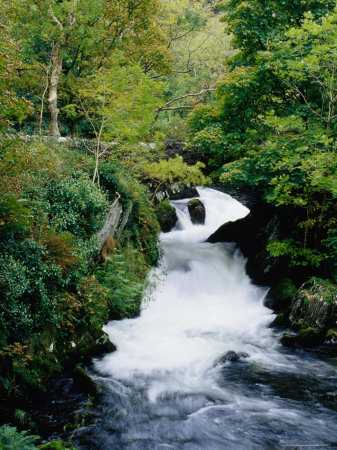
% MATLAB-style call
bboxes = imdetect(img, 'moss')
[269,277,297,312]
[296,327,322,347]
[155,199,178,233]
[270,313,288,327]
[187,198,201,206]
[155,198,175,215]
[292,319,309,332]
[325,329,337,343]
[38,440,77,449]
[281,333,296,347]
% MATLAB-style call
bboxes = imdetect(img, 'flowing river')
[55,188,337,449]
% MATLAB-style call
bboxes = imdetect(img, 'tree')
[5,0,167,136]
[220,11,337,269]
[187,0,336,169]
[77,54,164,180]
[0,23,30,181]
[220,0,335,60]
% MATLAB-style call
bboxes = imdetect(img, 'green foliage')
[42,174,109,239]
[0,196,31,236]
[0,137,160,401]
[4,0,169,135]
[38,440,76,449]
[78,54,163,144]
[188,2,337,274]
[219,0,335,58]
[0,425,39,450]
[0,24,29,131]
[141,155,209,186]
[97,246,148,319]
[267,240,325,268]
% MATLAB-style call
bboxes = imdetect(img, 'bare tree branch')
[156,88,215,118]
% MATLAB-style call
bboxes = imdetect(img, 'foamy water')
[86,188,337,449]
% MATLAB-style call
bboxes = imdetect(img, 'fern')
[13,409,28,426]
[0,425,39,450]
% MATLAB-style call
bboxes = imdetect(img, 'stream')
[41,188,337,449]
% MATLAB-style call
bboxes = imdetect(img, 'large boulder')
[155,199,178,232]
[206,200,278,284]
[188,199,205,225]
[281,279,337,348]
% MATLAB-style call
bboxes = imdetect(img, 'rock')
[155,199,178,232]
[281,333,296,347]
[270,313,289,328]
[289,279,337,333]
[38,440,77,449]
[267,278,297,313]
[73,366,98,395]
[280,279,337,348]
[206,200,280,284]
[217,351,249,364]
[65,330,116,363]
[169,185,199,200]
[325,329,337,345]
[97,199,123,253]
[281,328,322,348]
[151,182,199,204]
[188,199,206,225]
[92,332,116,356]
[296,327,322,347]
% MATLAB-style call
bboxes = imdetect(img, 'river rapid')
[51,188,337,449]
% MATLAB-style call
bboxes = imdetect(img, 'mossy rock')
[289,279,337,335]
[155,199,178,233]
[325,329,337,344]
[73,366,98,395]
[187,198,205,225]
[281,333,296,347]
[268,278,297,312]
[188,198,202,206]
[38,440,77,449]
[270,313,288,328]
[281,327,323,348]
[296,327,322,347]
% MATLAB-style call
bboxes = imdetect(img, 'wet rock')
[325,329,337,345]
[296,327,322,347]
[270,313,289,328]
[205,199,280,284]
[73,366,98,396]
[281,333,296,347]
[218,351,249,364]
[92,332,116,356]
[188,199,206,225]
[65,329,116,363]
[155,199,178,232]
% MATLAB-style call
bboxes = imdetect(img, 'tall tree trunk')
[48,41,63,137]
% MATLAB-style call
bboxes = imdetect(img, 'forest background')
[0,0,336,445]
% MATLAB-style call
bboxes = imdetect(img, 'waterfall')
[88,188,337,449]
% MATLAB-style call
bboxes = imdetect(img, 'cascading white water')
[96,188,278,396]
[89,188,337,449]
